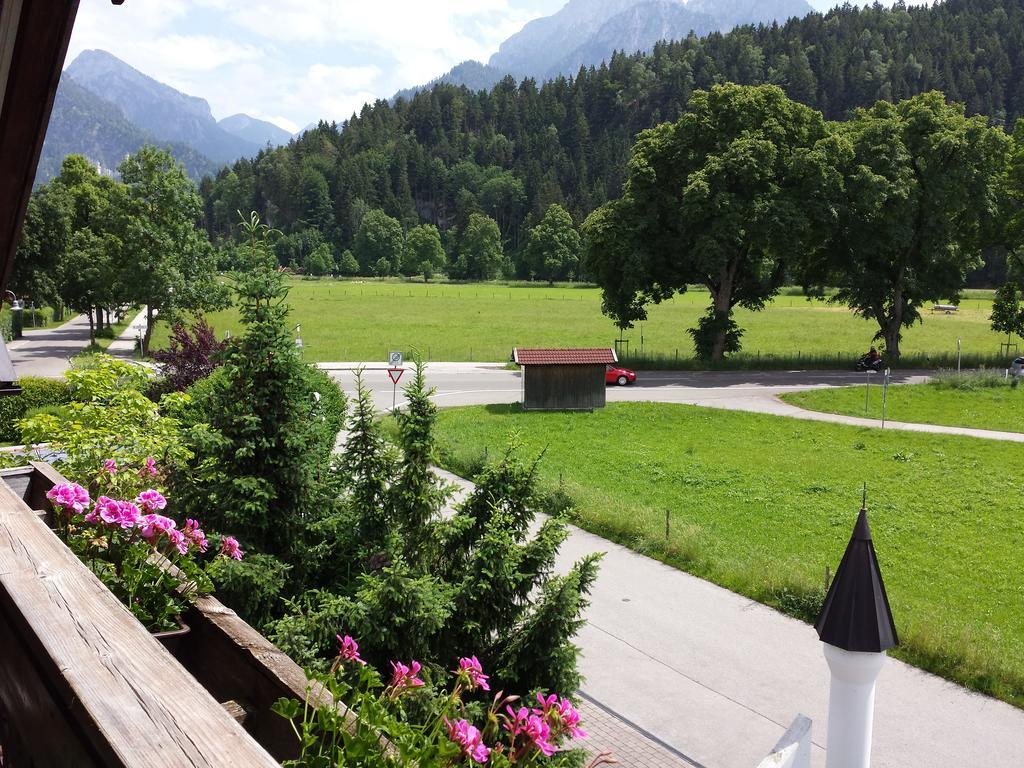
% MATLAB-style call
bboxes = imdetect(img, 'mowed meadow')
[152,278,1008,365]
[432,402,1024,707]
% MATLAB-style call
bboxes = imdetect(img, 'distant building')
[512,347,616,411]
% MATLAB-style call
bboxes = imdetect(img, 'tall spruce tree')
[177,213,335,563]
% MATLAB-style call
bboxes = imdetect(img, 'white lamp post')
[814,505,898,768]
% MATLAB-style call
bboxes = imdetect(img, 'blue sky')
[67,0,932,134]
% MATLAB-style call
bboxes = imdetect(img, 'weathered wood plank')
[0,480,279,767]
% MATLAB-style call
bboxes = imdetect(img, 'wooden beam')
[0,480,279,767]
[0,0,80,291]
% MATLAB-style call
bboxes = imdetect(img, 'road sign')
[389,350,403,366]
[387,368,404,385]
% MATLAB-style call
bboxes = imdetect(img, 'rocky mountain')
[398,0,815,97]
[547,0,719,77]
[687,0,817,28]
[64,50,262,164]
[218,113,293,148]
[37,77,219,184]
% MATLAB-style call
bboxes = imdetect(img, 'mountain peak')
[64,49,258,164]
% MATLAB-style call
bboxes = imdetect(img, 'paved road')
[322,362,1024,442]
[6,314,93,378]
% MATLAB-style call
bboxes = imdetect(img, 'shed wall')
[523,365,606,410]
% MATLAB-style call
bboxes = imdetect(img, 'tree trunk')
[87,309,95,345]
[708,258,739,362]
[881,281,904,361]
[143,304,154,357]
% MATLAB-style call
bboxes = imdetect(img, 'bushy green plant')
[172,213,345,568]
[0,377,69,442]
[271,362,601,695]
[19,355,193,486]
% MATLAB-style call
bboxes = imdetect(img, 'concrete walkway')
[432,466,1024,768]
[105,308,147,358]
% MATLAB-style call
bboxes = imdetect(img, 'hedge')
[0,378,71,442]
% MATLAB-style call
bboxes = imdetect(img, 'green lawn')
[783,382,1024,433]
[150,278,1009,367]
[432,402,1024,707]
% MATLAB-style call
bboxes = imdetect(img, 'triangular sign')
[387,368,404,384]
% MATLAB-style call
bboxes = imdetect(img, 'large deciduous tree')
[44,155,126,343]
[403,224,446,280]
[353,209,404,276]
[584,83,832,360]
[525,204,581,284]
[119,146,224,355]
[806,92,1010,359]
[452,213,505,281]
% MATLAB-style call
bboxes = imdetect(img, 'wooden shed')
[513,348,616,411]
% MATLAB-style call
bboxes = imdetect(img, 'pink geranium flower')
[534,693,586,740]
[138,513,177,541]
[456,656,490,692]
[220,535,243,561]
[504,706,555,757]
[102,459,117,474]
[45,482,90,514]
[166,528,189,555]
[336,634,366,665]
[135,489,167,513]
[114,500,141,529]
[182,519,208,553]
[88,496,121,526]
[142,456,157,477]
[389,660,425,692]
[445,717,490,763]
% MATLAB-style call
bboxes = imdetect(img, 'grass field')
[783,380,1024,432]
[149,278,1012,367]
[432,402,1024,707]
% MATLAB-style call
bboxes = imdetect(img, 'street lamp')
[4,290,24,340]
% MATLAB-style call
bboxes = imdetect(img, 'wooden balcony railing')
[0,463,297,767]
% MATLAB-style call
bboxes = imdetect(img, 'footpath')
[5,309,147,379]
[431,464,1024,768]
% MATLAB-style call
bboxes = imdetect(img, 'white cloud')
[66,0,554,131]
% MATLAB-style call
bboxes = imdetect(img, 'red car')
[605,365,636,386]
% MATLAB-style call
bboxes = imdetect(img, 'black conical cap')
[814,508,898,653]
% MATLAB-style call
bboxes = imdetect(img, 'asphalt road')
[322,362,930,414]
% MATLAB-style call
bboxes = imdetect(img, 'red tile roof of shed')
[513,348,617,365]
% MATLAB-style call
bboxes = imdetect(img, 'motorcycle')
[855,354,883,372]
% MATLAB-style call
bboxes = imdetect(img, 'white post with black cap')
[814,504,898,768]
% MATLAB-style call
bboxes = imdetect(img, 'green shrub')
[208,552,291,630]
[0,378,70,442]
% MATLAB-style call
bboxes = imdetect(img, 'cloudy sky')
[67,0,932,134]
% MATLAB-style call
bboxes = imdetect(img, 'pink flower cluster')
[336,634,366,665]
[220,535,243,561]
[504,705,556,757]
[46,482,90,514]
[389,660,425,692]
[445,718,491,763]
[85,496,141,529]
[183,519,209,553]
[136,489,167,512]
[45,467,240,563]
[534,693,586,740]
[456,656,490,692]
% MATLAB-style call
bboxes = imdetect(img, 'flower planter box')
[0,463,339,766]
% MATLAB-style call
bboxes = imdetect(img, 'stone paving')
[576,694,699,768]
